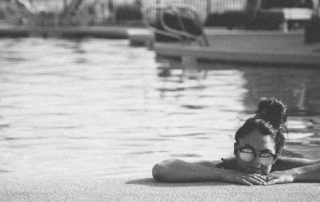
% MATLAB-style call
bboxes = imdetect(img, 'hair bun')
[255,97,287,129]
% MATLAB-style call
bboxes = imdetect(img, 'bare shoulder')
[272,156,320,171]
[194,157,237,170]
[154,157,237,171]
[193,160,222,167]
[155,159,221,168]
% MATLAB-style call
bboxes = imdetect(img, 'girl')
[152,98,320,185]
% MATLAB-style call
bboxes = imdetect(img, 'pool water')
[0,38,320,179]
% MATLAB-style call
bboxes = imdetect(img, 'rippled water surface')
[0,38,320,179]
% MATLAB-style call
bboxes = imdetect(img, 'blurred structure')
[142,0,247,24]
[0,0,143,26]
[144,4,209,45]
[305,0,320,43]
[144,4,209,80]
[206,0,317,31]
[246,0,316,31]
[0,0,318,31]
[0,0,250,26]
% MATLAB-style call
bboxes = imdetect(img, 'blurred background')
[0,0,320,180]
[0,0,318,28]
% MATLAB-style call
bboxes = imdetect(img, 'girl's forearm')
[292,163,320,182]
[153,159,267,185]
[152,159,234,183]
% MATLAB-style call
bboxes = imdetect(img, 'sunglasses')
[236,144,277,166]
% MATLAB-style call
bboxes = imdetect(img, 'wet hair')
[235,97,287,154]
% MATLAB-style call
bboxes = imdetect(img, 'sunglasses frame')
[235,143,278,166]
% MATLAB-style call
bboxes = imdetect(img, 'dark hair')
[235,97,287,154]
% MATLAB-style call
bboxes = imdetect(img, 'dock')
[154,29,320,68]
[127,27,320,68]
[1,24,319,67]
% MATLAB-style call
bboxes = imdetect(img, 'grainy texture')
[1,177,320,202]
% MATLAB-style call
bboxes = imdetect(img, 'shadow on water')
[238,65,320,158]
[159,63,320,159]
[158,64,320,115]
[240,66,320,115]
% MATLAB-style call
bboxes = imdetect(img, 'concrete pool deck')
[1,176,320,202]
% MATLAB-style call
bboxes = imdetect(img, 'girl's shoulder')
[193,157,238,170]
[216,157,238,170]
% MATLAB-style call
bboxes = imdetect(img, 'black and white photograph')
[0,0,320,201]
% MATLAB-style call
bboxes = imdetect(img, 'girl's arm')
[267,157,320,185]
[152,159,267,185]
[293,163,320,181]
[272,156,320,171]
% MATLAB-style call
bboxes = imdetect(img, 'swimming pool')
[0,38,320,179]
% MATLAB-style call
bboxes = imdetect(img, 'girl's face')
[235,130,277,175]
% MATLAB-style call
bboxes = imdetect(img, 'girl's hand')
[223,171,267,186]
[266,171,295,185]
[236,173,267,186]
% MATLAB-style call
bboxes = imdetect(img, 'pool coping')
[1,177,320,202]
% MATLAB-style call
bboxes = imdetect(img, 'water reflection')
[241,66,320,115]
[0,38,320,180]
[160,63,320,159]
[239,65,320,158]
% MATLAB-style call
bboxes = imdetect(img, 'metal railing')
[0,0,247,21]
[3,0,316,26]
[141,0,247,23]
[144,4,209,46]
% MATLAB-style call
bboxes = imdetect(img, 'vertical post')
[206,0,211,20]
[316,0,320,16]
[246,0,261,20]
[108,0,114,22]
[63,0,67,10]
[318,0,320,16]
[246,0,261,11]
[156,0,161,24]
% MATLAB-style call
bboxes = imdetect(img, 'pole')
[206,0,211,19]
[63,0,67,10]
